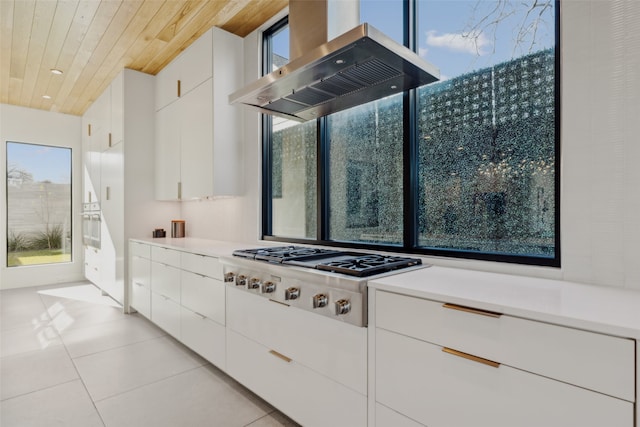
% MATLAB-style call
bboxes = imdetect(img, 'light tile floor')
[0,281,299,427]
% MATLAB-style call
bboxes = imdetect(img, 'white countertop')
[130,237,640,339]
[370,265,640,339]
[131,237,248,258]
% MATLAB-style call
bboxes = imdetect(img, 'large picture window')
[263,0,559,266]
[6,142,72,267]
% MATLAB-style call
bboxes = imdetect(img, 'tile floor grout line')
[38,290,109,427]
[91,363,210,404]
[0,377,79,403]
[65,331,169,361]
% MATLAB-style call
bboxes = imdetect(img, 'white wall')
[180,1,640,292]
[0,104,84,289]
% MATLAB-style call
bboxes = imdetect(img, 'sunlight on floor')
[37,284,121,308]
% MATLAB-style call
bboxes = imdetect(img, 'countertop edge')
[369,267,640,340]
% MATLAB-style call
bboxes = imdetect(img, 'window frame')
[5,140,74,268]
[261,1,561,267]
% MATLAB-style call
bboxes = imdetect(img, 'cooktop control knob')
[236,275,247,287]
[224,272,236,283]
[285,287,300,300]
[335,299,351,315]
[313,293,328,308]
[262,281,276,293]
[248,277,261,290]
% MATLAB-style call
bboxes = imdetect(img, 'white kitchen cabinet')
[154,26,243,200]
[82,103,101,203]
[155,59,180,111]
[130,241,151,318]
[181,307,226,369]
[180,252,226,368]
[179,79,214,199]
[152,292,181,338]
[82,69,179,307]
[100,143,124,304]
[92,87,111,152]
[375,328,632,427]
[109,71,124,145]
[151,260,181,302]
[150,260,181,338]
[226,287,367,427]
[84,246,100,285]
[227,329,367,427]
[130,241,227,369]
[370,289,636,427]
[154,102,181,200]
[180,270,224,324]
[155,28,212,112]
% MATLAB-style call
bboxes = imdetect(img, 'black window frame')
[261,1,561,267]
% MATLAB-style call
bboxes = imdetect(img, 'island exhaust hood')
[229,0,440,122]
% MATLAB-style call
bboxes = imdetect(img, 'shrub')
[8,230,30,252]
[28,224,64,250]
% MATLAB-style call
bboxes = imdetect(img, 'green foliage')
[28,224,64,250]
[7,230,30,252]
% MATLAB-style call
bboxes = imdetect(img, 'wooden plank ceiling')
[0,0,288,116]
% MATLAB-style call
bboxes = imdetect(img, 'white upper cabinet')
[179,30,213,97]
[154,26,243,200]
[155,101,181,200]
[110,71,124,146]
[180,79,213,199]
[155,30,213,112]
[155,59,180,111]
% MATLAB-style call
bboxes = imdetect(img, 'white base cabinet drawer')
[130,282,151,319]
[375,290,635,401]
[131,255,150,288]
[375,328,634,427]
[375,403,423,427]
[181,307,225,370]
[130,241,151,259]
[151,293,181,338]
[151,246,181,268]
[151,262,181,302]
[181,271,225,325]
[180,252,223,280]
[227,288,366,395]
[84,246,100,285]
[227,330,366,427]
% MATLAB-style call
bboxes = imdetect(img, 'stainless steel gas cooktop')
[222,246,427,327]
[232,245,422,278]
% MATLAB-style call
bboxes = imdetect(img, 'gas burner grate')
[233,246,341,263]
[316,255,422,277]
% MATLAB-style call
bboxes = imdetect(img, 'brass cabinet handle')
[442,303,502,318]
[177,182,182,199]
[88,123,92,136]
[269,349,292,363]
[442,347,500,368]
[108,132,112,147]
[177,79,181,97]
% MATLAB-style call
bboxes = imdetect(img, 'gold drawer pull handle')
[443,303,502,318]
[442,347,500,368]
[269,350,292,363]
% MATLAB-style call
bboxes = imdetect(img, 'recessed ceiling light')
[50,68,63,75]
[42,95,52,99]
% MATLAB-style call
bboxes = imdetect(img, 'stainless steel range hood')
[229,0,440,122]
